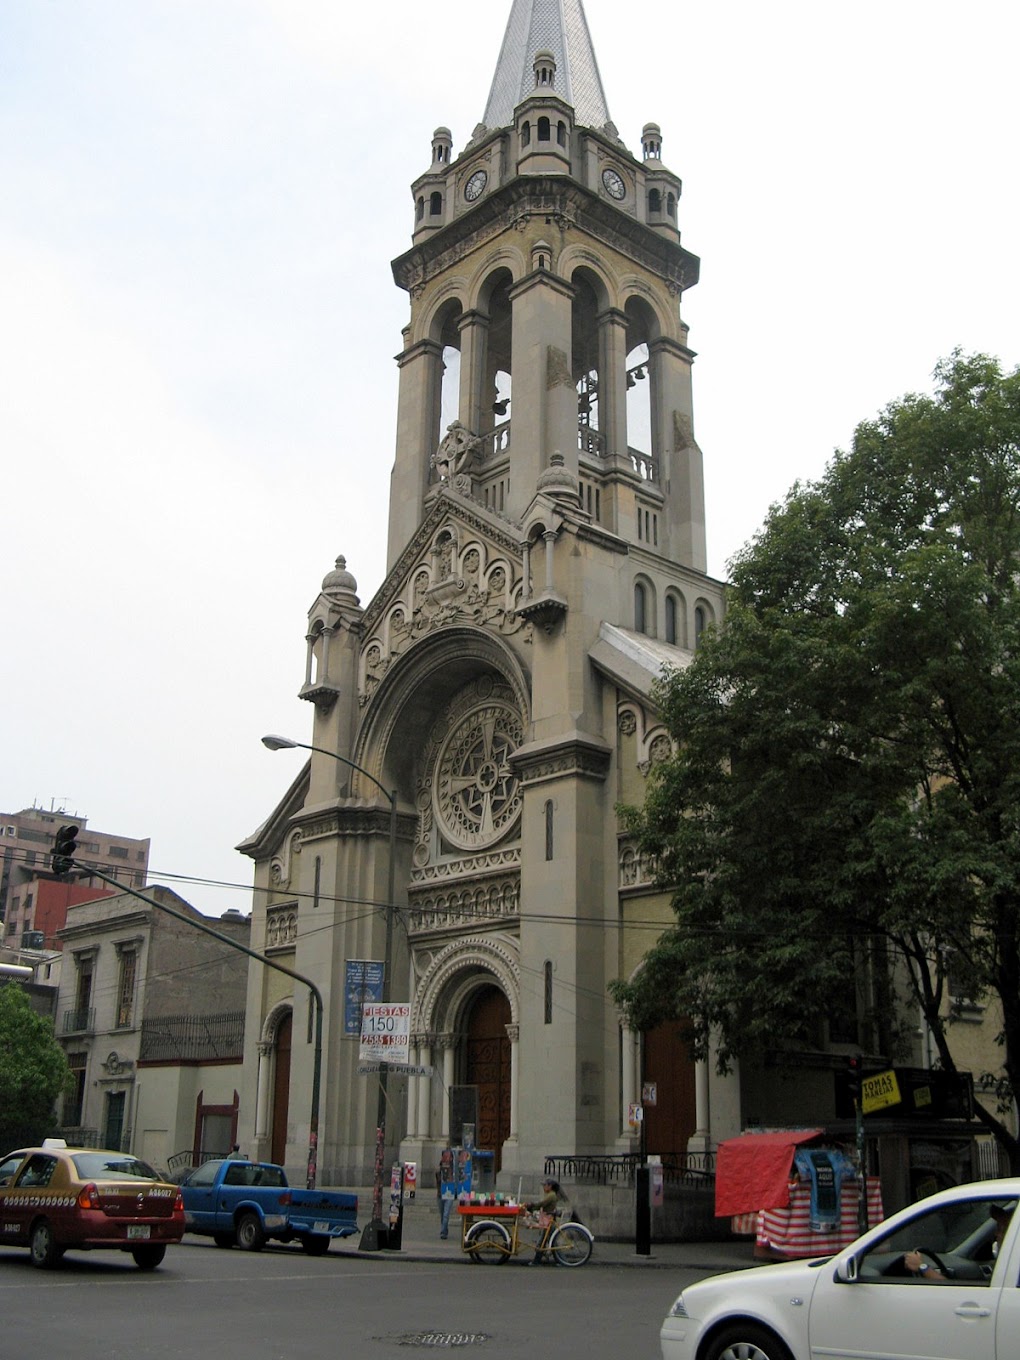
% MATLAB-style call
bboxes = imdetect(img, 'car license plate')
[314,1221,330,1233]
[127,1225,151,1240]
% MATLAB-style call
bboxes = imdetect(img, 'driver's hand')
[904,1250,924,1273]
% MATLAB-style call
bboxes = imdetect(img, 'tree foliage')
[0,982,70,1147]
[612,353,1020,1168]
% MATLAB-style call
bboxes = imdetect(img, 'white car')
[661,1178,1019,1360]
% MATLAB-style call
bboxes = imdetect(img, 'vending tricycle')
[457,1197,593,1266]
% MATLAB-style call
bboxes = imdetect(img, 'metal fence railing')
[543,1150,715,1187]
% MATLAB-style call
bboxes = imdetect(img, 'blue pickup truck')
[180,1159,358,1255]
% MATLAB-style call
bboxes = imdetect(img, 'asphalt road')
[0,1238,709,1360]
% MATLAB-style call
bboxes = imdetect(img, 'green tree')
[612,352,1020,1170]
[0,982,70,1147]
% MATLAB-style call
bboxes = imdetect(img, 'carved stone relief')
[358,534,529,706]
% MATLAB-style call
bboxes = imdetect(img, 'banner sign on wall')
[344,960,384,1034]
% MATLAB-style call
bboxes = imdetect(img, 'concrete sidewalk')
[331,1193,758,1273]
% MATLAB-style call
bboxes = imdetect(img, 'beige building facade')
[55,887,250,1172]
[238,0,731,1188]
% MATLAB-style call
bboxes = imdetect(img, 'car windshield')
[71,1153,162,1182]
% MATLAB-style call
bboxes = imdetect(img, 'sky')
[2,0,1018,917]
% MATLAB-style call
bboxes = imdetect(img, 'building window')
[521,120,531,146]
[544,800,554,861]
[108,845,129,859]
[544,961,553,1024]
[634,582,647,634]
[538,116,550,141]
[116,951,137,1028]
[429,191,443,216]
[557,120,566,147]
[64,1053,87,1126]
[694,606,706,647]
[649,188,662,213]
[665,595,677,645]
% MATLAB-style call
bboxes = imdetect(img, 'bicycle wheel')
[550,1222,592,1266]
[464,1220,511,1264]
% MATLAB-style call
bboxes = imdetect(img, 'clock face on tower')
[464,169,488,202]
[601,166,626,200]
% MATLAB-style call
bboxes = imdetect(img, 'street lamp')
[262,734,398,1244]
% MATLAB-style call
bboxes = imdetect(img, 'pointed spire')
[483,0,611,131]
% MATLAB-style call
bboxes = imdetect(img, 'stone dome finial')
[536,449,579,502]
[321,554,359,603]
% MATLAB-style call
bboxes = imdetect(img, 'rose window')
[434,701,523,850]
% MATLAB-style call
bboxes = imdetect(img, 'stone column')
[417,1040,433,1140]
[441,1038,455,1141]
[255,1042,273,1140]
[507,1023,520,1138]
[687,1057,711,1154]
[621,1023,637,1133]
[597,307,629,459]
[406,1042,420,1139]
[457,309,490,441]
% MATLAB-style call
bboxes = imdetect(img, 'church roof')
[483,0,612,131]
[589,621,694,701]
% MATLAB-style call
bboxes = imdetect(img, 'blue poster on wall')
[344,959,384,1034]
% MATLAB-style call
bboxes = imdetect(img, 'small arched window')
[694,605,706,647]
[544,961,553,1023]
[544,799,554,860]
[648,188,662,214]
[415,196,425,221]
[557,120,567,147]
[521,120,531,146]
[667,192,676,217]
[634,582,647,635]
[538,116,551,142]
[429,191,443,216]
[665,595,677,645]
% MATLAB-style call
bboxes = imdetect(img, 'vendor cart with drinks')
[456,1192,593,1266]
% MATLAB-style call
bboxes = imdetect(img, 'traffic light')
[846,1053,863,1107]
[51,823,80,876]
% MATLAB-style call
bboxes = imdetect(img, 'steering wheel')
[914,1247,951,1278]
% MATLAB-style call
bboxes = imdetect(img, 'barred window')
[116,952,137,1028]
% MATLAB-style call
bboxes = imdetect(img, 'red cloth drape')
[714,1129,824,1217]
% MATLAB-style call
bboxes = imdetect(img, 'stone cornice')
[293,804,417,843]
[391,177,699,299]
[510,731,612,786]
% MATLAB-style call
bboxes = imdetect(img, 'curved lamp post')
[262,735,398,1241]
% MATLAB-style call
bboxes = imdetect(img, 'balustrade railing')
[62,1007,95,1034]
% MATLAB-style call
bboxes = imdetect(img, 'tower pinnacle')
[482,0,611,132]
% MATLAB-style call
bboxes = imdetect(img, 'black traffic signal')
[51,823,80,876]
[846,1053,864,1107]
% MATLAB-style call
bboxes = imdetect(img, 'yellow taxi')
[0,1139,184,1269]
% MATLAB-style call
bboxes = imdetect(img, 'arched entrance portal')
[271,1011,292,1167]
[465,986,511,1171]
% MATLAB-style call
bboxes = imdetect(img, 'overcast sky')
[3,0,1017,917]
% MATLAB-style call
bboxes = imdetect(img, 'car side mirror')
[835,1255,859,1283]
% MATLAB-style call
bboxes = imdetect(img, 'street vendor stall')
[715,1129,883,1259]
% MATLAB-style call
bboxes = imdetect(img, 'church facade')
[237,0,734,1187]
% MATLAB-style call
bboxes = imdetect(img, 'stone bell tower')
[240,0,729,1192]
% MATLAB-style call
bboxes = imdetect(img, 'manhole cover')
[385,1333,491,1348]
